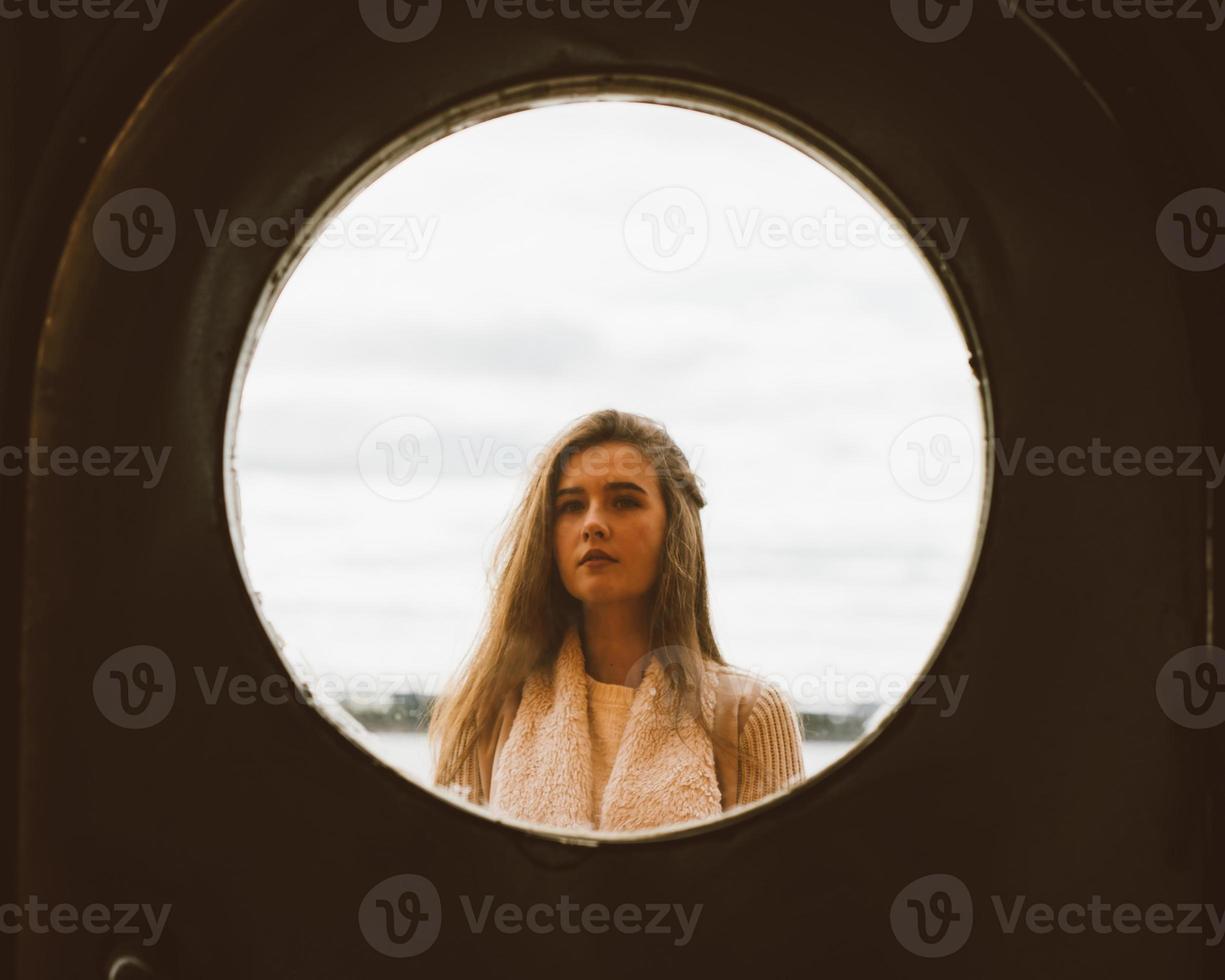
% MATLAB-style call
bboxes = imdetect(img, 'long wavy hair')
[429,408,744,790]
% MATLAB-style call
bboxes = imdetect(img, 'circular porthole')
[224,83,990,840]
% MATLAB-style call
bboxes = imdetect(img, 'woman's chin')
[577,585,636,604]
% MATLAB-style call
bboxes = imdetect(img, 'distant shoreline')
[340,691,881,743]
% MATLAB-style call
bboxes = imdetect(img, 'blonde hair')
[429,408,746,789]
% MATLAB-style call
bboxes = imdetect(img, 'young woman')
[429,409,804,832]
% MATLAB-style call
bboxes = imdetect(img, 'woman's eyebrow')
[555,481,647,498]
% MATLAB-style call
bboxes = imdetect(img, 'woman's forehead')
[559,442,659,484]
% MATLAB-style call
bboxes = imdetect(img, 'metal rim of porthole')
[220,74,994,845]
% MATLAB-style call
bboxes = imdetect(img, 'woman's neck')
[579,602,652,687]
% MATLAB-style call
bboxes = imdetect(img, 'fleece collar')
[489,624,722,832]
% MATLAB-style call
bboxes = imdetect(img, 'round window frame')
[221,72,994,847]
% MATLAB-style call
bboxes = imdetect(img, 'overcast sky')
[230,101,986,721]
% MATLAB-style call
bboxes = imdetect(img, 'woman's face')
[553,441,667,608]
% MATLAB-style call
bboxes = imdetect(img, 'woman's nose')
[583,509,608,539]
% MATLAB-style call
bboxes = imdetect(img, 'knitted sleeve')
[736,685,805,806]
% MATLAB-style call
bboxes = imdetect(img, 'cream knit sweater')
[586,674,634,818]
[442,667,804,823]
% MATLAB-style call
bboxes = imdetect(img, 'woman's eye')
[557,496,639,514]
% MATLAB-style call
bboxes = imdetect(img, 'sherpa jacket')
[438,624,805,832]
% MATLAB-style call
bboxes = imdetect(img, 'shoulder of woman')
[707,662,795,731]
[742,682,801,737]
